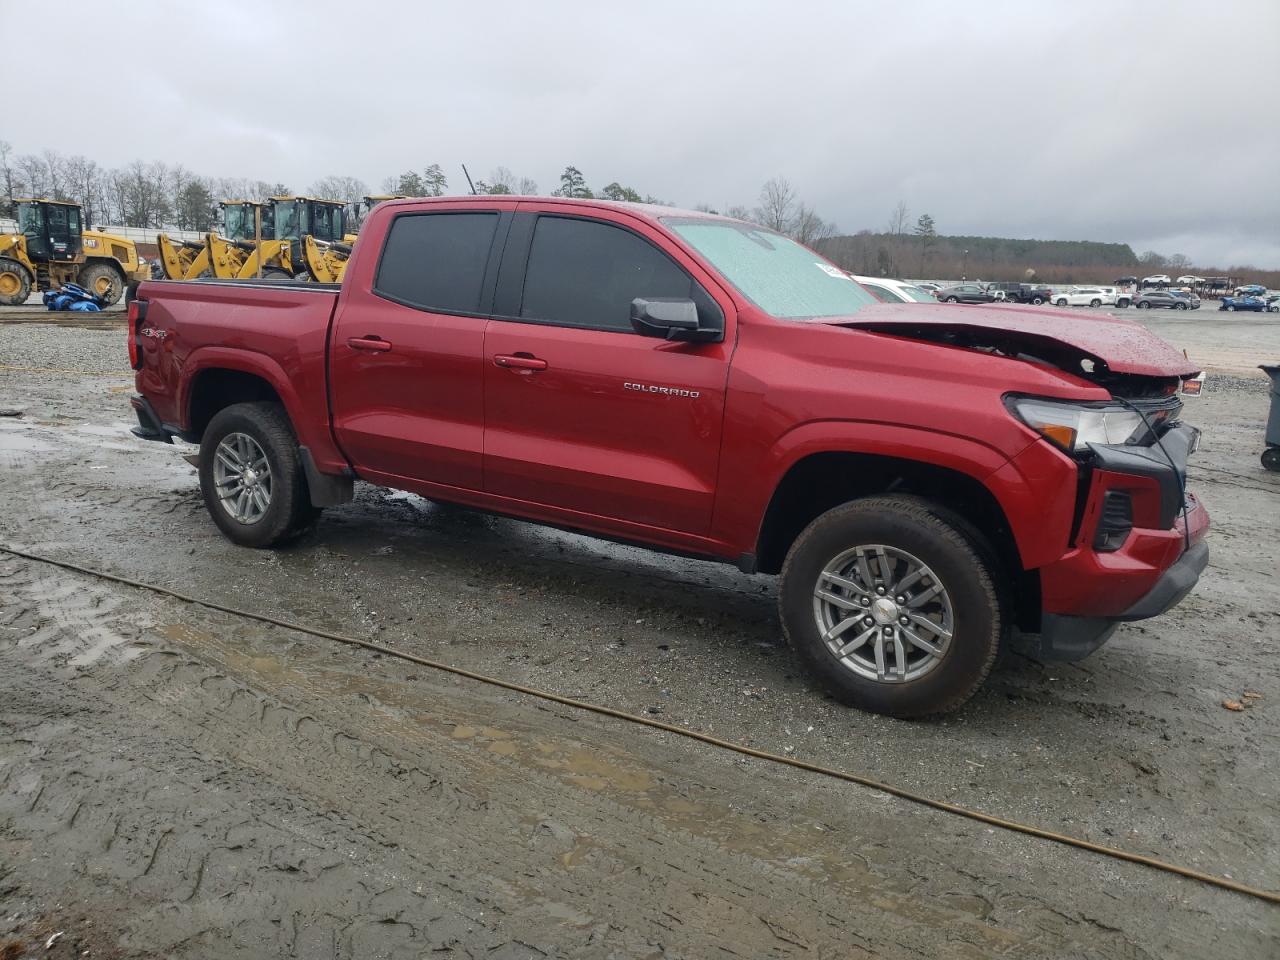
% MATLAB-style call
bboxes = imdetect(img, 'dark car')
[986,281,1052,305]
[1135,290,1200,311]
[936,283,997,304]
[1219,295,1269,313]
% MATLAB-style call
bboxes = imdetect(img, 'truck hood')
[824,303,1200,379]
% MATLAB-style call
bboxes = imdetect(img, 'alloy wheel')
[213,432,273,524]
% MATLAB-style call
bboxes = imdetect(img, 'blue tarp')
[42,283,106,312]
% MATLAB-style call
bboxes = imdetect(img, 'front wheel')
[945,296,958,303]
[1137,301,1149,309]
[1031,296,1044,305]
[78,262,126,305]
[778,496,1003,718]
[1090,299,1101,307]
[1263,447,1280,472]
[1175,302,1187,310]
[1225,305,1235,312]
[198,402,321,548]
[1056,298,1068,306]
[0,256,33,306]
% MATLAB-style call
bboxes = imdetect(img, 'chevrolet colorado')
[128,197,1209,717]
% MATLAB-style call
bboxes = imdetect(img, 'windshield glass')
[222,204,250,240]
[273,200,299,240]
[863,282,905,303]
[310,204,343,241]
[901,285,936,302]
[664,217,878,319]
[18,203,44,235]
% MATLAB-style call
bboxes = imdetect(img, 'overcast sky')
[8,0,1279,266]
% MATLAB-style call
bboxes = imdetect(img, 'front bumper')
[1021,541,1208,661]
[1020,422,1210,660]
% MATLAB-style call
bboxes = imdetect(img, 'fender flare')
[741,419,1050,568]
[179,346,311,442]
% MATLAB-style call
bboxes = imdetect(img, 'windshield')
[862,282,905,303]
[664,217,878,319]
[310,204,343,241]
[901,285,936,302]
[273,200,300,240]
[222,204,252,240]
[17,202,44,235]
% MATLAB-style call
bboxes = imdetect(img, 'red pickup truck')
[128,197,1209,717]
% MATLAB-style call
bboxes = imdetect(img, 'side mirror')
[630,297,720,342]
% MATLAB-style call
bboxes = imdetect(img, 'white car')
[1053,287,1111,307]
[851,275,938,303]
[1175,275,1204,285]
[1141,274,1172,285]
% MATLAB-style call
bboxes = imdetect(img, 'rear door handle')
[347,336,392,352]
[493,354,547,371]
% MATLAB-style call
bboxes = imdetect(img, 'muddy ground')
[0,312,1277,958]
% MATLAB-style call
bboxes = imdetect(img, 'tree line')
[0,143,838,248]
[818,200,1274,286]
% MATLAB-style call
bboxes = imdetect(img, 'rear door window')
[375,212,499,315]
[518,215,717,333]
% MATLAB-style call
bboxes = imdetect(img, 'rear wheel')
[779,496,1004,718]
[1031,296,1044,305]
[1137,301,1149,309]
[0,257,33,306]
[261,268,292,281]
[1225,305,1235,312]
[1090,298,1101,307]
[78,262,125,305]
[945,296,958,303]
[198,402,320,548]
[1262,448,1280,472]
[1056,298,1068,306]
[1175,302,1187,310]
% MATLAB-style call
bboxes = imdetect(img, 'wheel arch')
[180,349,304,443]
[753,446,1039,631]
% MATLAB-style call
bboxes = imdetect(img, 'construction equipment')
[0,199,149,306]
[157,201,272,281]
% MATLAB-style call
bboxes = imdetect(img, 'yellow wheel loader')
[0,199,149,306]
[157,201,271,281]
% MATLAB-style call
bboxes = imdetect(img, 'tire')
[1118,299,1131,308]
[77,262,126,305]
[1175,302,1187,310]
[0,256,33,306]
[1262,448,1280,472]
[1137,301,1149,309]
[1031,296,1044,305]
[1090,299,1101,308]
[293,271,313,282]
[198,402,321,548]
[1056,298,1068,306]
[1269,306,1279,313]
[945,296,958,303]
[1225,305,1235,312]
[778,495,1003,718]
[261,267,292,281]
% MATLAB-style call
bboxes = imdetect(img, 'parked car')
[1219,295,1270,312]
[1266,294,1280,313]
[1135,289,1199,310]
[1141,274,1172,286]
[852,276,937,303]
[1233,284,1267,297]
[935,283,997,304]
[128,195,1209,718]
[1053,287,1110,308]
[1097,286,1131,307]
[914,282,940,294]
[1175,275,1204,286]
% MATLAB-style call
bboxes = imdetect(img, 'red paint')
[133,196,1209,629]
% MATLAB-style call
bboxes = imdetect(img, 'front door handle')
[347,336,392,353]
[493,353,547,371]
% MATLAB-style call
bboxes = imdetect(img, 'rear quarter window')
[375,212,499,315]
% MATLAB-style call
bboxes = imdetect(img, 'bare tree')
[310,175,369,202]
[754,177,796,232]
[725,204,755,223]
[887,200,910,236]
[517,176,538,195]
[791,204,835,246]
[62,155,103,227]
[0,140,16,216]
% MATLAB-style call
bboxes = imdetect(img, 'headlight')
[1008,397,1153,453]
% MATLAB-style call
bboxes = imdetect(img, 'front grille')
[1094,490,1133,552]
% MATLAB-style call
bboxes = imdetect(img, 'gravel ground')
[0,316,1277,958]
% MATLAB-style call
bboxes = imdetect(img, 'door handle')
[347,336,392,352]
[493,353,547,371]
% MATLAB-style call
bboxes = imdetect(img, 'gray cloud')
[9,0,1278,265]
